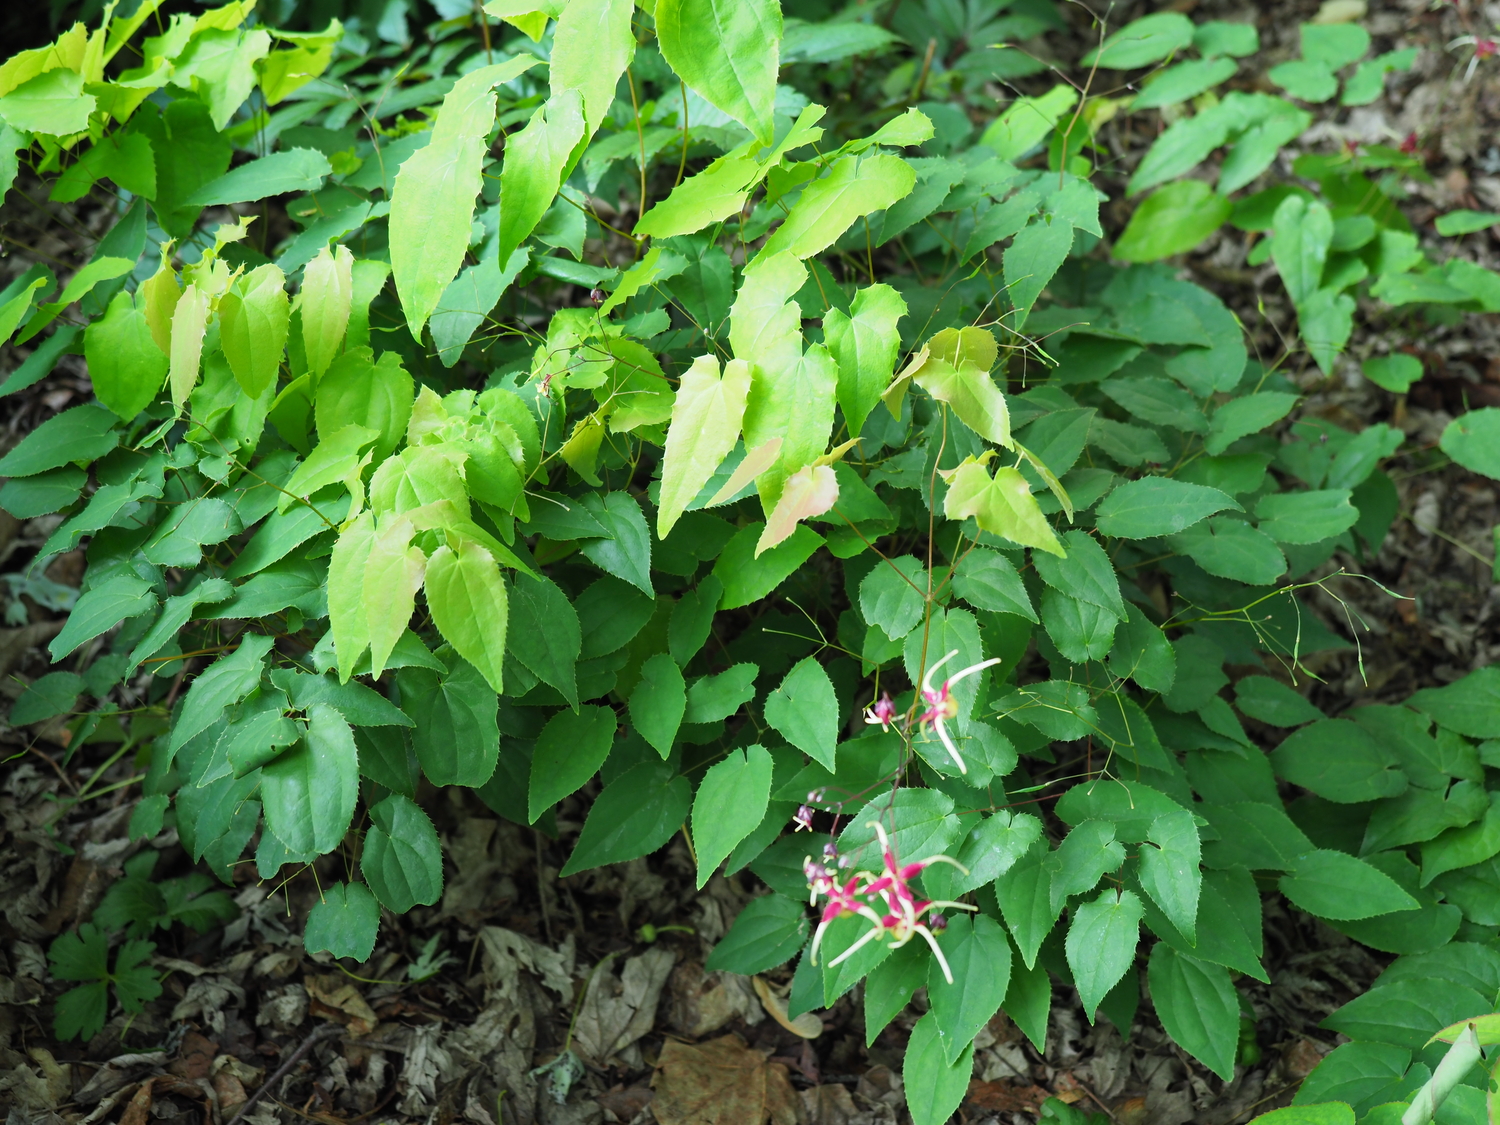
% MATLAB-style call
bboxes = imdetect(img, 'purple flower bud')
[792,805,815,832]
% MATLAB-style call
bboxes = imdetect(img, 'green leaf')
[579,491,653,595]
[927,914,1010,1063]
[49,575,157,662]
[1321,978,1490,1052]
[1270,195,1333,305]
[705,893,809,974]
[1107,604,1176,694]
[901,1012,975,1125]
[1065,888,1144,1020]
[132,100,232,239]
[360,794,443,912]
[1047,820,1124,912]
[910,338,1011,446]
[1291,1042,1409,1110]
[506,571,580,706]
[529,705,617,822]
[1440,408,1500,480]
[0,402,118,478]
[560,761,692,876]
[864,942,929,1045]
[399,656,499,787]
[951,548,1036,621]
[1004,217,1073,326]
[495,90,586,274]
[1041,590,1118,663]
[692,746,773,887]
[262,703,359,855]
[1302,22,1370,68]
[1299,287,1355,374]
[1410,666,1500,739]
[296,243,352,381]
[219,264,289,399]
[1206,391,1300,456]
[0,68,93,135]
[765,657,838,770]
[579,576,655,660]
[1132,57,1239,110]
[303,882,380,961]
[979,83,1077,160]
[762,153,916,260]
[995,846,1059,969]
[53,981,109,1042]
[655,0,782,143]
[859,555,926,640]
[10,671,84,726]
[1254,489,1359,544]
[425,537,509,695]
[823,283,906,438]
[630,653,686,757]
[1236,676,1323,727]
[1083,11,1194,68]
[1095,477,1239,539]
[187,148,331,206]
[1279,849,1420,920]
[549,0,635,138]
[1168,517,1287,584]
[1033,529,1124,617]
[658,355,751,537]
[668,575,723,666]
[85,289,167,419]
[388,57,538,338]
[1268,60,1337,103]
[1114,180,1231,261]
[1138,810,1202,944]
[713,522,824,609]
[634,148,763,239]
[685,663,759,723]
[1420,793,1500,884]
[1435,209,1500,236]
[1148,944,1240,1080]
[1271,719,1406,803]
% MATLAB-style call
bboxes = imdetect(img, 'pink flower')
[792,805,815,832]
[863,691,897,731]
[914,649,1003,774]
[808,821,976,983]
[1451,34,1499,81]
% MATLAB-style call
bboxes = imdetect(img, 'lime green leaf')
[910,329,1011,446]
[1082,12,1194,69]
[361,794,443,912]
[1362,353,1422,392]
[630,652,686,757]
[1132,57,1239,110]
[1095,477,1239,539]
[634,149,761,238]
[300,243,352,379]
[901,1013,975,1125]
[85,289,167,419]
[1065,888,1144,1019]
[425,537,509,695]
[761,153,915,260]
[655,0,782,144]
[19,256,133,344]
[658,355,751,537]
[495,90,586,274]
[1279,849,1420,920]
[303,882,380,961]
[219,263,289,398]
[927,914,1010,1063]
[262,703,360,855]
[1254,489,1358,543]
[1114,180,1231,262]
[942,458,1064,556]
[559,761,692,876]
[758,464,837,555]
[173,28,272,131]
[978,84,1077,160]
[316,348,414,462]
[1004,216,1073,326]
[1441,408,1500,480]
[745,346,839,508]
[187,147,330,206]
[550,0,634,138]
[388,58,539,340]
[364,516,425,679]
[1148,944,1239,1080]
[1268,59,1336,103]
[692,745,773,887]
[167,283,208,409]
[764,656,838,769]
[1436,209,1500,236]
[0,68,94,135]
[822,283,906,438]
[328,511,375,680]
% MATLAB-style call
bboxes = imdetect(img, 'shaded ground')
[5,1,1500,1123]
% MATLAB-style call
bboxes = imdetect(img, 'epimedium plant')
[5,0,1500,1120]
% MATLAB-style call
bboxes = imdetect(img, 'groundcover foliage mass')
[6,0,1500,1119]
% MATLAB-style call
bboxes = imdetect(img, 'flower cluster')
[864,649,1002,774]
[806,822,975,983]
